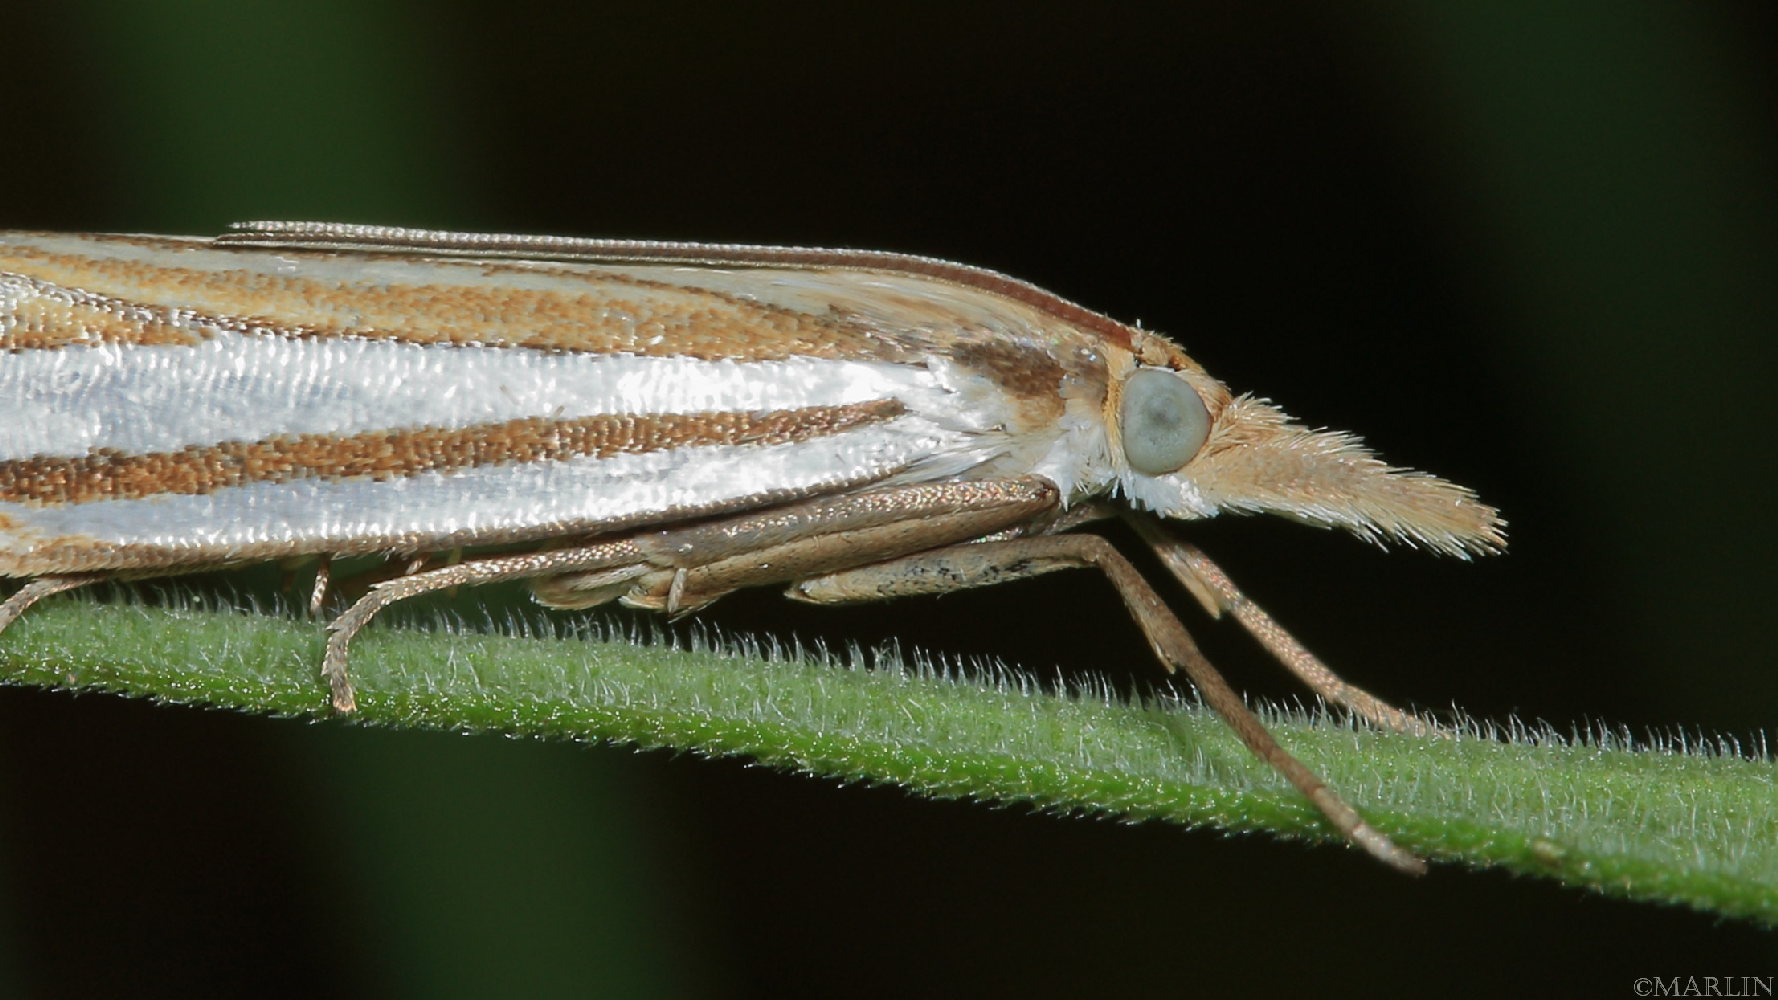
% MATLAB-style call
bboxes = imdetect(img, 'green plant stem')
[2,594,1772,925]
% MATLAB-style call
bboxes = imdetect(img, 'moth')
[0,221,1504,873]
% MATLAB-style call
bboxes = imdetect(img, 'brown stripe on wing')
[0,275,209,350]
[0,400,908,505]
[0,239,912,360]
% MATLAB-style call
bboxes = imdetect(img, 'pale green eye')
[1119,367,1210,476]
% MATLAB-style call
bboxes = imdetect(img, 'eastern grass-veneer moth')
[0,222,1504,873]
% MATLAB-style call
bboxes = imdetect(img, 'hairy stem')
[2,594,1772,925]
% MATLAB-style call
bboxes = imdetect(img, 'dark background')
[2,3,1774,995]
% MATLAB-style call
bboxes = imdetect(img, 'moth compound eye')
[1119,367,1210,476]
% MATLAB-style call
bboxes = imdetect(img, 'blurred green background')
[2,2,1774,994]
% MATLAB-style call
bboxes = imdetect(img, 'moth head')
[1108,349,1505,558]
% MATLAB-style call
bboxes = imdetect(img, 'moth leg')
[541,478,1062,614]
[308,556,333,617]
[0,575,109,633]
[1124,517,1440,739]
[322,478,1061,712]
[793,536,1425,875]
[321,539,656,712]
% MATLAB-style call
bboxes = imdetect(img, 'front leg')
[802,515,1436,739]
[1123,516,1439,738]
[790,535,1426,875]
